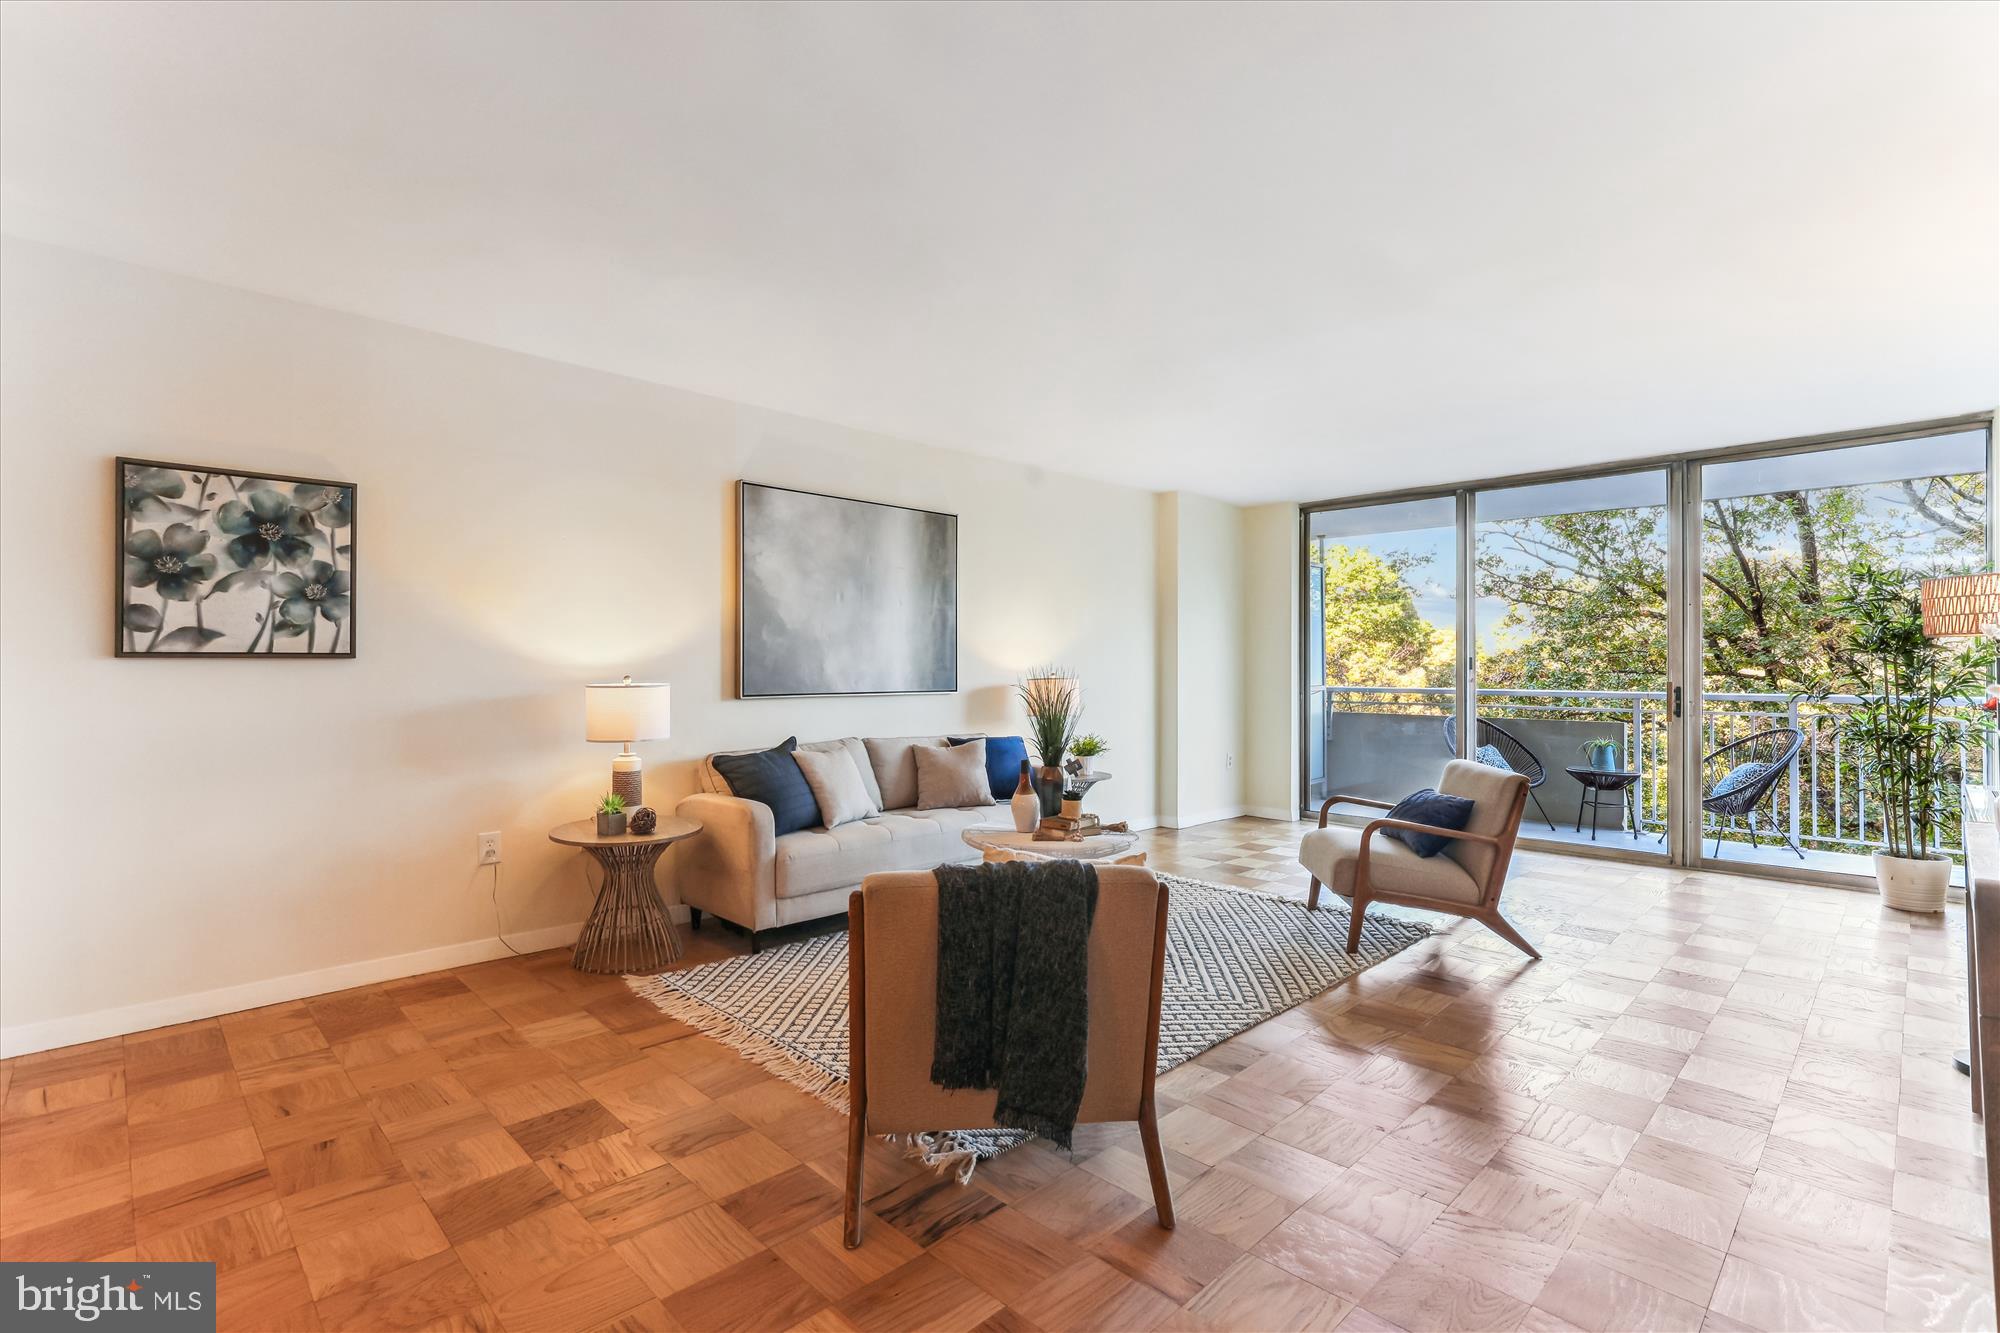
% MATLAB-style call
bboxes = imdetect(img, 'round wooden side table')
[549,816,702,974]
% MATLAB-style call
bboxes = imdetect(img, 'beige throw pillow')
[914,739,996,810]
[793,746,881,828]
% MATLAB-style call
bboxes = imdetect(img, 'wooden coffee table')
[549,816,702,973]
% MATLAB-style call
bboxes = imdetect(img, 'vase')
[1034,765,1065,817]
[1009,760,1040,833]
[596,811,627,837]
[1072,755,1094,778]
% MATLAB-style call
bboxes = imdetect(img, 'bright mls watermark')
[4,1264,214,1331]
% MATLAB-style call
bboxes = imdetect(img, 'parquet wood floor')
[2,818,1990,1331]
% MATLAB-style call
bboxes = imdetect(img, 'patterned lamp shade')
[1919,573,2000,639]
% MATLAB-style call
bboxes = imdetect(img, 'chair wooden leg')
[1346,897,1367,953]
[1306,876,1321,910]
[842,1109,865,1247]
[844,892,868,1249]
[1136,1101,1175,1230]
[1482,909,1541,961]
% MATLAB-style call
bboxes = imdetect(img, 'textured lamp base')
[612,767,643,807]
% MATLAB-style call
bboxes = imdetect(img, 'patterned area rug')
[629,874,1429,1170]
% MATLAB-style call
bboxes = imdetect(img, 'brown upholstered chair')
[843,866,1174,1248]
[1298,758,1538,960]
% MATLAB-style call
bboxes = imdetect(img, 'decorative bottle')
[1010,759,1040,833]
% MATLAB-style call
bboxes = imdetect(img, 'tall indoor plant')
[1018,668,1082,817]
[1826,564,1995,911]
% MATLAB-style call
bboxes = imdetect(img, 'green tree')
[1473,476,1986,695]
[1314,543,1453,688]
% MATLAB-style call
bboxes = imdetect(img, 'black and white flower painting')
[117,458,356,656]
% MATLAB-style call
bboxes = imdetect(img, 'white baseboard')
[1160,806,1247,829]
[1243,806,1300,822]
[0,921,586,1058]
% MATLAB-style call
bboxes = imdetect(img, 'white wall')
[0,239,1163,1054]
[1155,493,1247,826]
[1242,502,1300,819]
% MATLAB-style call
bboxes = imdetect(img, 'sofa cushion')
[862,735,954,811]
[712,738,821,836]
[774,807,987,900]
[950,734,1030,801]
[702,737,882,810]
[794,746,881,828]
[914,740,996,810]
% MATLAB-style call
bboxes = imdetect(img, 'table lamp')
[586,676,671,806]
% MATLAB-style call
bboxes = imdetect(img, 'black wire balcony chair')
[1699,727,1806,860]
[1443,715,1558,831]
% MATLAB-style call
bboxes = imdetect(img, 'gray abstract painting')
[738,483,957,696]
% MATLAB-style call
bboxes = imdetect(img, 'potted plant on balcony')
[1825,564,1996,912]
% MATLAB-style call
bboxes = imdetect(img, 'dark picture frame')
[115,456,357,658]
[737,481,957,697]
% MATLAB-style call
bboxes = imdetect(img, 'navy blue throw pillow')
[950,735,1030,801]
[713,737,822,835]
[1381,788,1475,858]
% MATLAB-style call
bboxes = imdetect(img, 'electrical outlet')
[477,832,502,865]
[1225,753,1235,769]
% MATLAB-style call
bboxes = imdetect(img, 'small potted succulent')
[1069,733,1108,778]
[595,792,628,837]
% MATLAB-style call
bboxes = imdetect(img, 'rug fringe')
[626,973,850,1115]
[884,1132,981,1183]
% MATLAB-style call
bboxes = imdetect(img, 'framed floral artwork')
[116,457,356,657]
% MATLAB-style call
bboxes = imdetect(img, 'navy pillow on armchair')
[712,737,823,835]
[950,735,1030,801]
[1381,788,1475,858]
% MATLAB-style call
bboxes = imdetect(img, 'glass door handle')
[1672,686,1683,718]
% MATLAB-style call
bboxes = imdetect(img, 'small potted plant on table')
[1823,564,1996,912]
[595,792,628,837]
[1069,734,1108,778]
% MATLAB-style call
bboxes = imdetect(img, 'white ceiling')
[3,2,1994,504]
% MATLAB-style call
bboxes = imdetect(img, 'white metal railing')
[1310,684,1990,860]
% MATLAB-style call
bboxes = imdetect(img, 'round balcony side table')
[549,815,702,974]
[1563,766,1641,842]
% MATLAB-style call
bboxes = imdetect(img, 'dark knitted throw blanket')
[930,860,1098,1149]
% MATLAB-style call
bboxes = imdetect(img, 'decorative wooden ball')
[627,806,658,835]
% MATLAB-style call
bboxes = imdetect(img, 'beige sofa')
[675,734,993,950]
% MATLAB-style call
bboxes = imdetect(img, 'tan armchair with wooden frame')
[1299,758,1539,960]
[843,866,1174,1248]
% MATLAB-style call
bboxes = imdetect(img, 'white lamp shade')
[1022,675,1080,711]
[586,680,672,742]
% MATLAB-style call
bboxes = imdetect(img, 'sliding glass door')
[1301,415,1994,887]
[1473,471,1673,858]
[1692,430,1991,878]
[1304,498,1460,818]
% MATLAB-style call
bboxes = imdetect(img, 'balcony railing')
[1310,684,1991,862]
